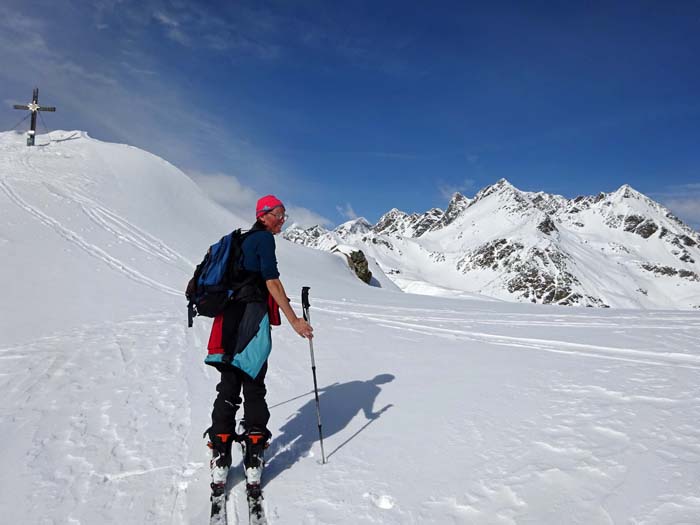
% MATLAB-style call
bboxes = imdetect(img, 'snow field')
[2,131,700,523]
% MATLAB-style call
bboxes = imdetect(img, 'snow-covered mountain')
[285,179,700,309]
[3,130,700,524]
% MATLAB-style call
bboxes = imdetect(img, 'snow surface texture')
[2,130,700,524]
[285,180,700,310]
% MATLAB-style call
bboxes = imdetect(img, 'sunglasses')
[268,211,288,221]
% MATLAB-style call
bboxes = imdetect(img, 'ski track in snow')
[42,180,194,268]
[314,299,700,369]
[0,178,182,297]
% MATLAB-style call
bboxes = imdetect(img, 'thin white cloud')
[285,206,333,229]
[188,171,259,217]
[663,197,700,226]
[652,183,700,230]
[0,7,48,55]
[189,171,331,229]
[153,11,179,27]
[61,61,119,86]
[336,203,358,220]
[166,27,191,46]
[151,11,192,46]
[120,61,158,76]
[438,178,477,200]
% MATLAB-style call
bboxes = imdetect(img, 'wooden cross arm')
[13,104,29,110]
[39,106,56,112]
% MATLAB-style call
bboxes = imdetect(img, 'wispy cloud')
[120,61,158,76]
[652,183,700,231]
[102,1,416,70]
[152,10,191,46]
[438,178,477,200]
[336,203,358,220]
[140,2,283,58]
[189,171,332,229]
[188,171,259,217]
[153,11,179,28]
[285,206,332,229]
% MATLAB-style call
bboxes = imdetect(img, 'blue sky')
[1,1,699,228]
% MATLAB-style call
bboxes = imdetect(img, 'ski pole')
[301,286,326,464]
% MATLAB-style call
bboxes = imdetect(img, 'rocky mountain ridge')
[284,179,700,309]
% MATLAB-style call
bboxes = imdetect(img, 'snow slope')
[2,131,700,524]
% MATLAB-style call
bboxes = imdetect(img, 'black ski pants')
[211,362,270,436]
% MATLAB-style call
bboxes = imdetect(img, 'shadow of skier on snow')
[263,373,395,485]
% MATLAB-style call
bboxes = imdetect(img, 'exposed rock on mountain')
[331,246,373,284]
[284,180,700,309]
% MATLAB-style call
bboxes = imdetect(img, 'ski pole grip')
[301,286,311,320]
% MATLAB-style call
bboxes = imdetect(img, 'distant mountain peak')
[336,217,372,239]
[473,178,521,201]
[339,216,371,229]
[614,183,644,200]
[430,192,471,231]
[446,190,464,201]
[284,178,700,309]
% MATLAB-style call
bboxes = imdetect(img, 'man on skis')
[205,194,313,522]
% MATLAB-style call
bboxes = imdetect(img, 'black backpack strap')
[188,301,195,328]
[233,226,269,303]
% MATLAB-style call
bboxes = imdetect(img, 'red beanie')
[256,195,284,218]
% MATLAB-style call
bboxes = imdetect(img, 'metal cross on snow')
[13,87,56,146]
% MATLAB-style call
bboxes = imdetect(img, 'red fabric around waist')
[207,314,225,354]
[268,295,281,326]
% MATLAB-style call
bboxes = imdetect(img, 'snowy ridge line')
[43,181,194,267]
[0,178,181,297]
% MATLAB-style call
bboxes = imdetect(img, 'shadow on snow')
[263,373,395,485]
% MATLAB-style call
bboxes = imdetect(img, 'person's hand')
[291,318,314,339]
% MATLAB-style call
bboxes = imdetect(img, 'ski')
[207,431,235,525]
[209,461,229,525]
[245,480,267,525]
[241,430,269,525]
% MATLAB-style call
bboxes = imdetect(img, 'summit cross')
[13,87,56,146]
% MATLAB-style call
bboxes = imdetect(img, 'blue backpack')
[186,228,264,327]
